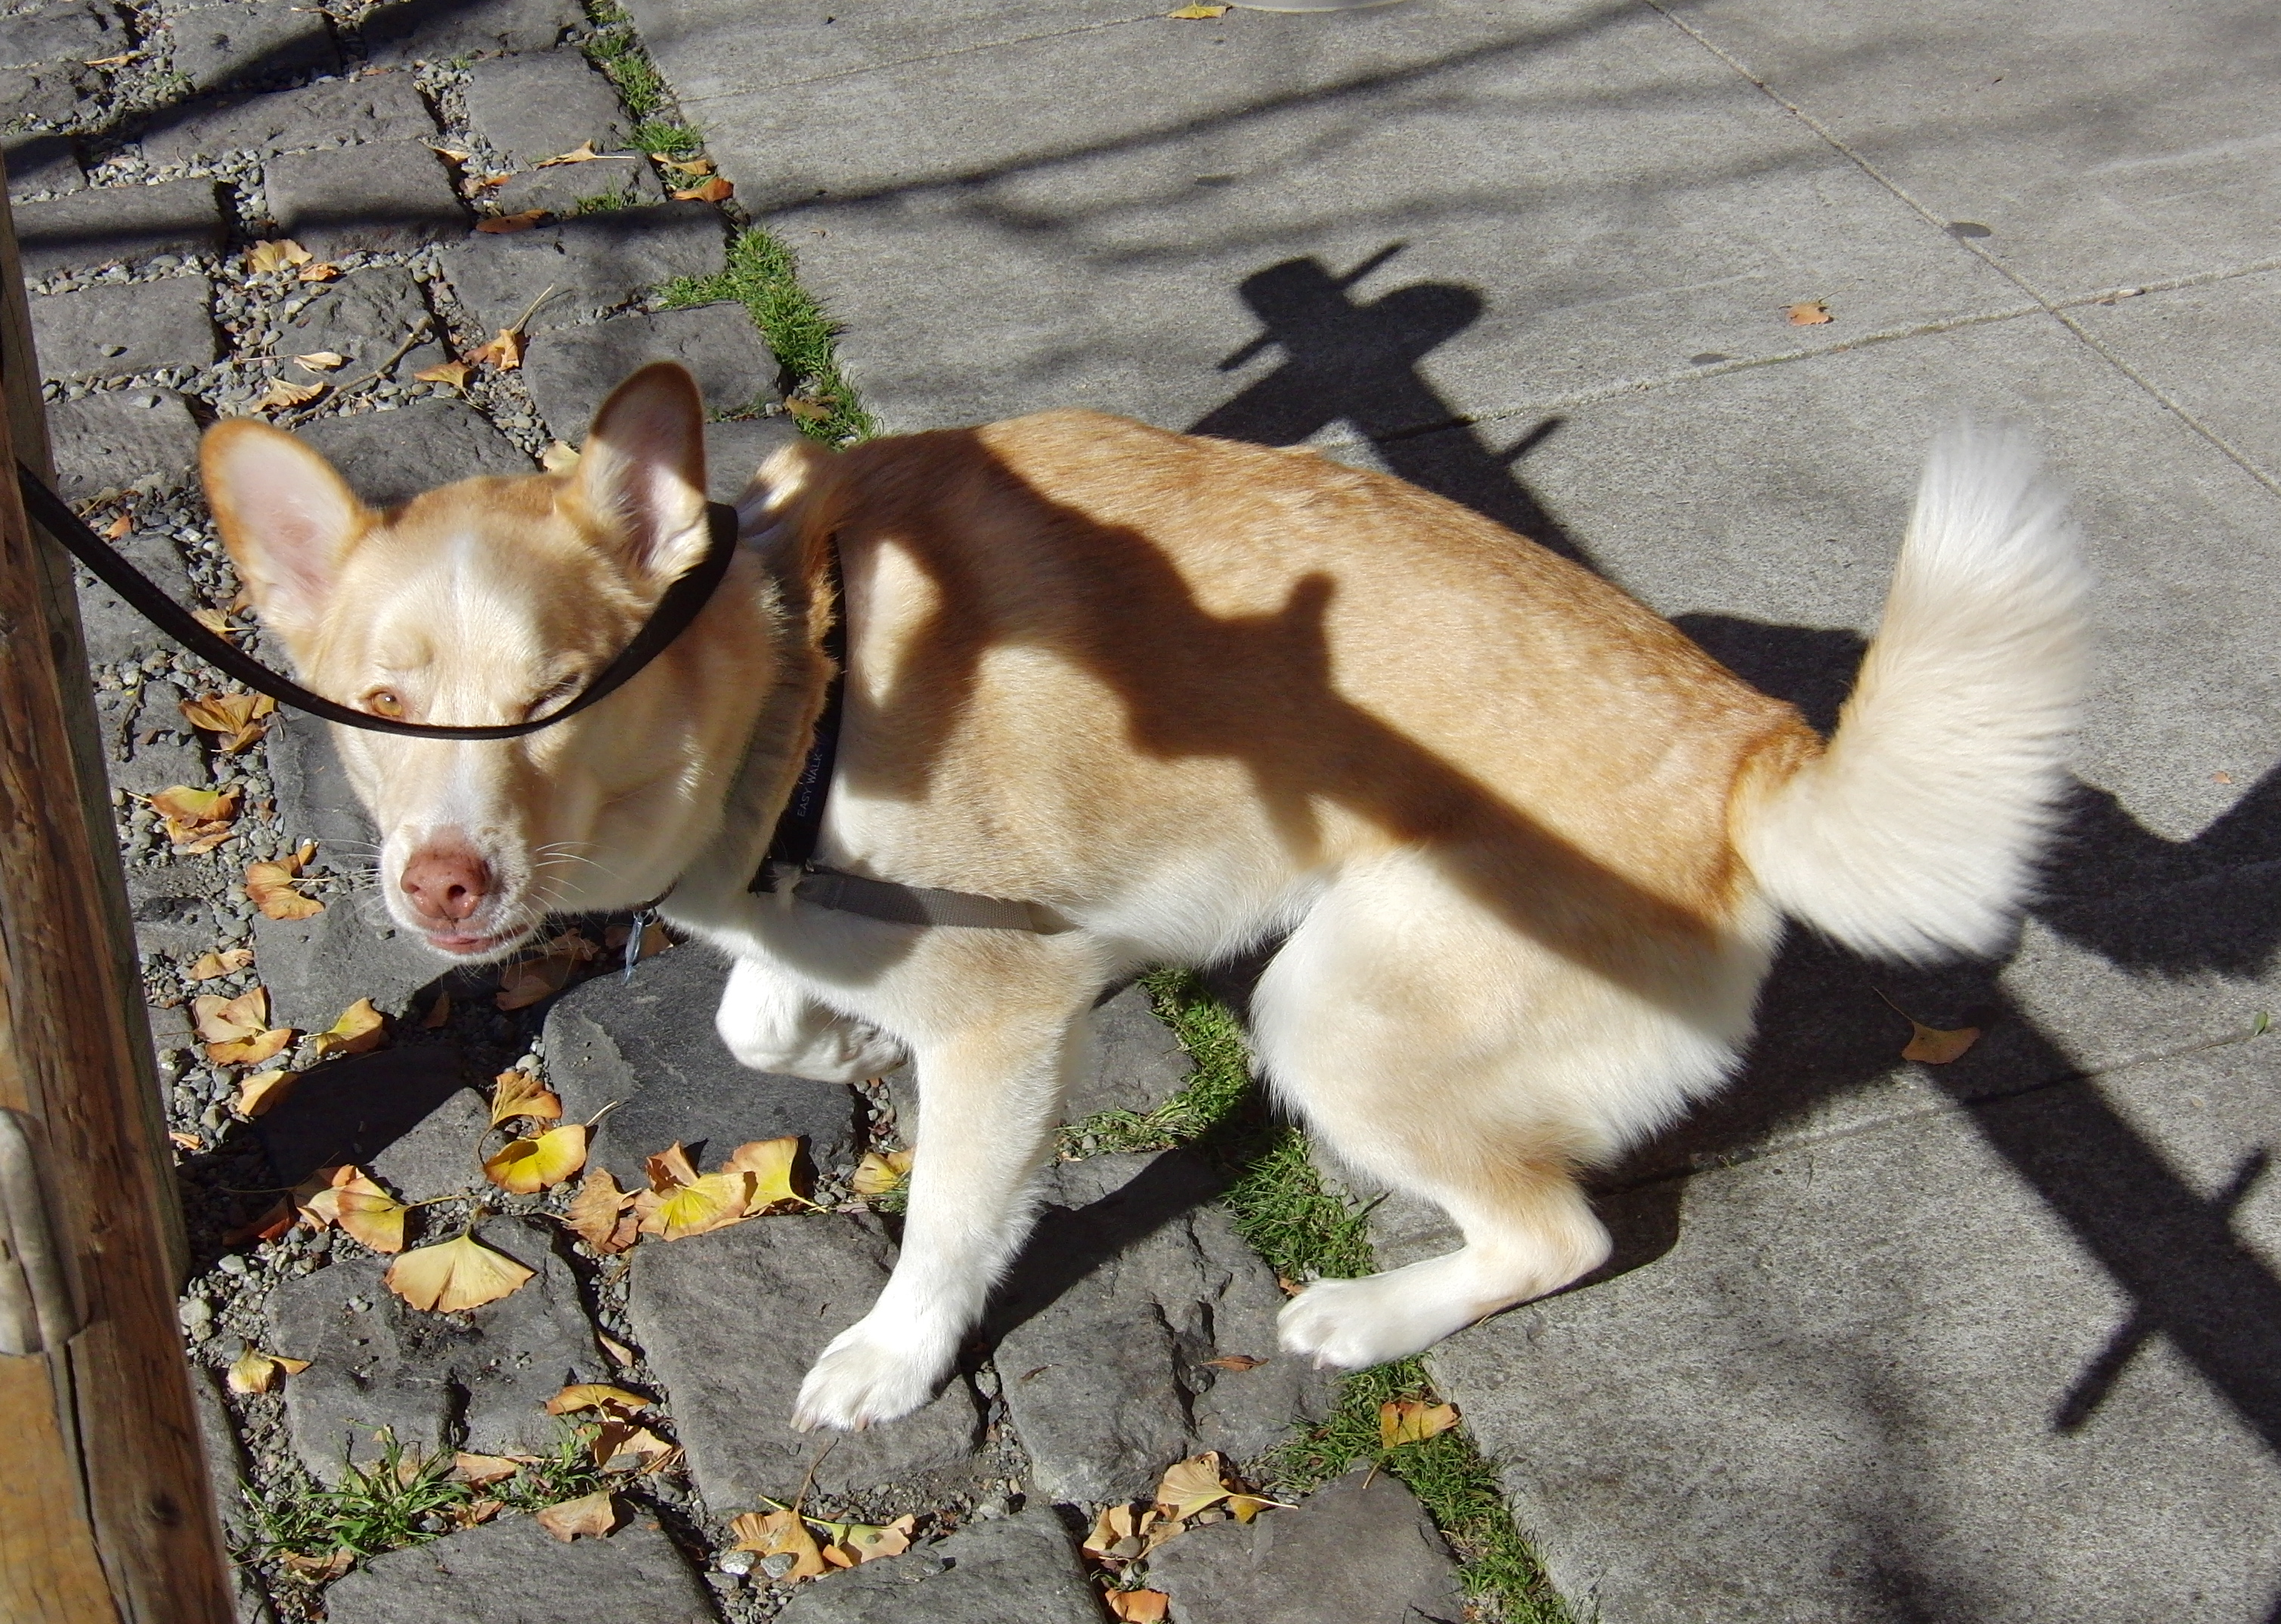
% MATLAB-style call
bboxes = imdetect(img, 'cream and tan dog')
[202,362,2085,1431]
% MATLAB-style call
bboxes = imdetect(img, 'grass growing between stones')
[1113,970,1577,1624]
[660,230,877,445]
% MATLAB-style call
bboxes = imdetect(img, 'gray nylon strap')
[792,868,1069,934]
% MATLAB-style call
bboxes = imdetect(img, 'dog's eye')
[365,688,405,719]
[526,675,583,719]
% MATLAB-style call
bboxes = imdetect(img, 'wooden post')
[0,166,236,1622]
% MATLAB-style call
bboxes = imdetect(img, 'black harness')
[21,463,1060,933]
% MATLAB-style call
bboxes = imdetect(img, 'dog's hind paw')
[792,1316,949,1431]
[1277,1268,1476,1370]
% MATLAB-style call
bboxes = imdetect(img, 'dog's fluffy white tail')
[1738,425,2088,962]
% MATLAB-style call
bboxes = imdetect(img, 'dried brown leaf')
[1785,299,1833,326]
[670,175,733,203]
[565,1167,640,1254]
[535,1489,619,1542]
[1379,1398,1459,1449]
[475,210,546,234]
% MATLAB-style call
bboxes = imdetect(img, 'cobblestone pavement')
[8,2,1452,1619]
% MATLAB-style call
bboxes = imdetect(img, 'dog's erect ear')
[200,419,370,648]
[572,361,711,583]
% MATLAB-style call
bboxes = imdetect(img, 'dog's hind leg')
[716,953,907,1083]
[1251,853,1751,1370]
[792,950,1100,1431]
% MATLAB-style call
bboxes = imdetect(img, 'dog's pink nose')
[400,845,492,923]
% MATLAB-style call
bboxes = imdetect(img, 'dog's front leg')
[792,1014,1081,1431]
[715,954,907,1084]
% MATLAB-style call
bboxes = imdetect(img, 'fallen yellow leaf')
[670,176,733,203]
[311,998,387,1058]
[255,377,325,413]
[334,1174,408,1254]
[246,858,324,920]
[850,1147,913,1196]
[235,1068,298,1118]
[535,1489,619,1542]
[484,1123,590,1193]
[247,239,311,274]
[723,1137,809,1214]
[149,784,240,852]
[565,1167,639,1254]
[383,1233,534,1312]
[476,210,546,234]
[453,1452,522,1487]
[783,395,831,422]
[193,985,292,1065]
[1379,1397,1460,1449]
[490,1070,562,1126]
[1107,1590,1171,1623]
[1155,1452,1232,1520]
[592,1421,675,1473]
[180,691,276,753]
[1167,3,1229,15]
[298,261,342,283]
[537,140,607,166]
[635,1170,751,1240]
[1786,299,1833,326]
[1902,1021,1981,1064]
[225,1344,310,1395]
[187,947,254,981]
[292,351,346,371]
[729,1508,827,1581]
[654,155,713,175]
[545,1383,651,1418]
[1226,1493,1285,1522]
[413,359,472,389]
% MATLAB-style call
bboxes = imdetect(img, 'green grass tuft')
[660,229,877,444]
[628,117,704,157]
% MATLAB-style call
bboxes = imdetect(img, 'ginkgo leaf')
[1226,1493,1286,1522]
[462,170,512,196]
[476,210,546,234]
[102,509,132,540]
[592,1422,674,1472]
[1902,1021,1980,1064]
[644,1143,701,1193]
[535,1489,619,1542]
[277,1549,353,1581]
[235,1068,298,1118]
[468,326,527,370]
[1083,1502,1162,1560]
[1106,1591,1170,1623]
[292,351,346,370]
[1154,1452,1232,1520]
[723,1137,809,1214]
[1168,3,1229,14]
[565,1168,639,1254]
[484,1123,590,1193]
[540,440,581,473]
[333,1174,408,1254]
[635,1171,751,1240]
[246,859,324,920]
[783,395,831,422]
[225,1344,311,1394]
[537,140,607,165]
[247,238,311,274]
[298,261,342,283]
[187,947,254,982]
[420,989,453,1029]
[414,359,472,389]
[654,155,713,175]
[194,986,292,1064]
[1785,299,1833,326]
[149,784,239,852]
[1379,1398,1459,1449]
[808,1513,914,1566]
[384,1233,534,1312]
[850,1148,913,1196]
[255,377,325,413]
[545,1383,651,1417]
[84,49,135,66]
[311,998,386,1057]
[453,1452,522,1487]
[491,1070,562,1126]
[729,1508,827,1581]
[180,691,276,753]
[670,176,733,203]
[1203,1353,1264,1372]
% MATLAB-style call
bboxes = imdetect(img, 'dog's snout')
[400,842,493,923]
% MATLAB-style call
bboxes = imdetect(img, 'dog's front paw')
[793,1316,951,1431]
[1278,1274,1447,1371]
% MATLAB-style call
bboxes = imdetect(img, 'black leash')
[17,460,740,741]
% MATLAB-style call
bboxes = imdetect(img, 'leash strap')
[17,460,740,741]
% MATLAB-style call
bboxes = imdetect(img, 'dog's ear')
[200,419,370,648]
[572,361,711,583]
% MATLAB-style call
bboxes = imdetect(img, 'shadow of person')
[1165,246,2281,1462]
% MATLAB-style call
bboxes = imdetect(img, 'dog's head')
[203,363,797,960]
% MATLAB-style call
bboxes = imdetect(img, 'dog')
[201,361,2086,1431]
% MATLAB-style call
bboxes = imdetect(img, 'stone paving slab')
[252,1047,472,1188]
[543,942,865,1183]
[323,1514,714,1624]
[73,525,193,664]
[277,264,447,385]
[625,1211,993,1508]
[1435,1039,2281,1623]
[0,0,124,70]
[265,140,467,257]
[297,400,537,505]
[522,302,777,442]
[438,198,725,333]
[32,276,217,381]
[138,71,437,164]
[464,48,633,169]
[1150,1467,1466,1624]
[358,0,583,68]
[988,1151,1326,1502]
[168,0,339,93]
[268,1215,607,1477]
[17,176,226,276]
[772,1509,1101,1624]
[2071,268,2281,489]
[45,388,203,500]
[0,59,92,125]
[4,130,81,195]
[490,155,661,220]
